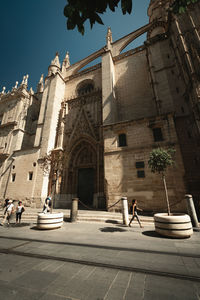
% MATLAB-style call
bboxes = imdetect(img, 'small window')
[33,162,36,167]
[0,114,3,125]
[118,133,127,147]
[28,172,33,181]
[153,128,163,142]
[11,173,16,182]
[136,161,145,168]
[137,170,145,178]
[12,165,15,169]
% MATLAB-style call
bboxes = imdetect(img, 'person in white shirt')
[0,199,15,226]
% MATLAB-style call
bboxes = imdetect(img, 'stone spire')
[51,52,60,68]
[21,75,26,85]
[21,74,29,86]
[0,87,6,95]
[48,52,61,76]
[106,27,112,50]
[62,51,70,72]
[11,81,18,92]
[24,74,29,85]
[14,81,18,89]
[37,74,44,93]
[30,87,34,95]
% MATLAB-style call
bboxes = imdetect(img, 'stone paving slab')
[0,253,199,300]
[0,222,199,299]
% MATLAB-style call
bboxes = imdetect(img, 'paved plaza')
[0,220,199,299]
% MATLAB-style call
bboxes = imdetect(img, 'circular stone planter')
[154,213,193,238]
[37,212,63,230]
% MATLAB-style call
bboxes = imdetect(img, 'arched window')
[118,133,127,147]
[77,80,94,96]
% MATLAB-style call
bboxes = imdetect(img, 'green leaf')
[108,0,120,11]
[64,0,134,34]
[148,148,175,174]
[78,23,85,35]
[67,19,76,30]
[94,13,104,25]
[179,6,186,13]
[121,0,132,14]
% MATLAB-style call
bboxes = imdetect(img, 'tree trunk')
[50,181,56,213]
[162,173,170,215]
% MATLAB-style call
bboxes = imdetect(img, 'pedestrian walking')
[3,198,9,213]
[128,199,143,228]
[0,199,15,226]
[42,196,52,213]
[16,201,25,224]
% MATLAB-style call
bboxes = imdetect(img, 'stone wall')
[103,115,186,212]
[114,49,156,121]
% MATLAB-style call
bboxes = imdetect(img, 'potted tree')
[148,148,193,238]
[37,151,63,230]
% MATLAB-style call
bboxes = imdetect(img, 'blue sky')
[0,0,149,92]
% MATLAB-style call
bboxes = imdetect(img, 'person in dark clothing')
[16,201,25,224]
[3,199,9,211]
[128,199,143,228]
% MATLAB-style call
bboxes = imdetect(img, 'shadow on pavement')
[30,226,62,231]
[105,220,120,224]
[63,217,71,222]
[142,230,187,239]
[3,223,31,228]
[99,227,127,233]
[142,230,162,238]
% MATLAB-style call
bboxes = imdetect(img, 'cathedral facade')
[0,0,200,213]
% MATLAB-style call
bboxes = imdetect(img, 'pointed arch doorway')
[78,167,94,206]
[66,139,105,209]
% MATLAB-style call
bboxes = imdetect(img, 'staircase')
[0,208,154,225]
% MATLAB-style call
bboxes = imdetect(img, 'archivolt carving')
[69,108,96,144]
[69,140,96,170]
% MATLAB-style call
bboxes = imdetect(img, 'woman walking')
[16,201,25,224]
[129,199,143,228]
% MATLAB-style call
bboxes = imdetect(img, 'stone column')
[121,197,129,226]
[70,198,79,222]
[185,194,199,229]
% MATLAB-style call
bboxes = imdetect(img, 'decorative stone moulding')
[37,212,63,230]
[154,213,193,238]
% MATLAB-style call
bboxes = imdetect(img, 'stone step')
[0,209,154,225]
